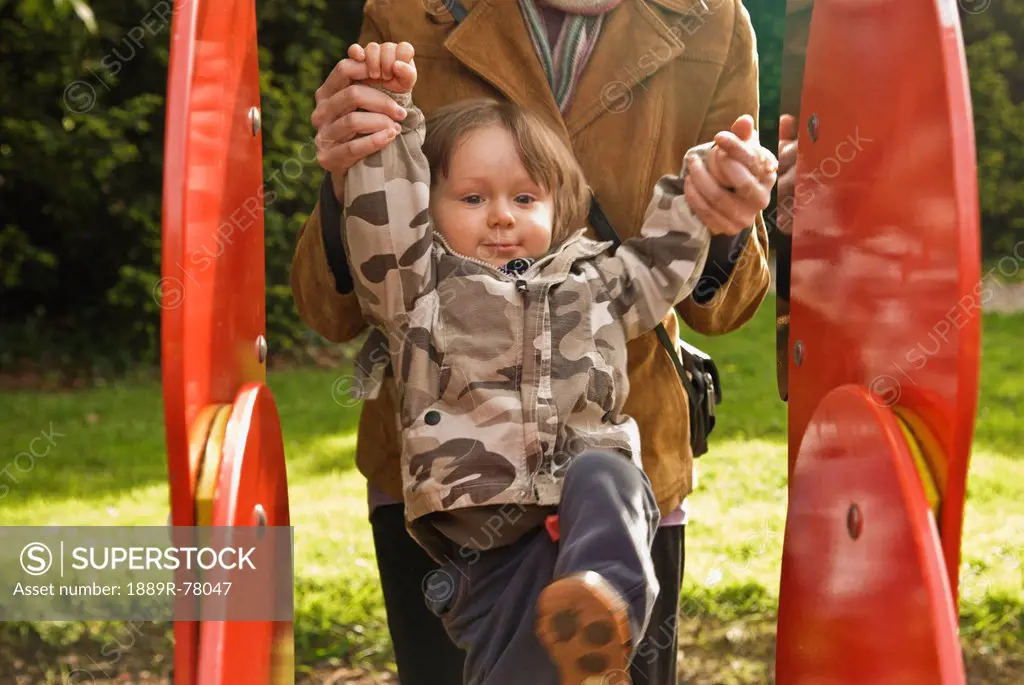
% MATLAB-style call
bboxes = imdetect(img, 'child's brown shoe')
[535,570,632,685]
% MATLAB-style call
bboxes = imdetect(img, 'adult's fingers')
[779,113,798,144]
[688,156,762,230]
[729,114,757,143]
[778,139,798,174]
[316,58,369,107]
[311,82,406,130]
[685,170,743,236]
[317,111,401,152]
[716,155,775,206]
[316,131,397,176]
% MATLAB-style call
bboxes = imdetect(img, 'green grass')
[0,295,1022,675]
[983,256,1024,285]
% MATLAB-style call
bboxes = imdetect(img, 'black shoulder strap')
[444,0,469,23]
[587,198,703,404]
[588,196,619,245]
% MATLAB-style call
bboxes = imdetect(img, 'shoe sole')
[535,571,632,685]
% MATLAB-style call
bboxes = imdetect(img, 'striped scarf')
[519,0,613,112]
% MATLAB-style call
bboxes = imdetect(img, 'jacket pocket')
[394,302,446,430]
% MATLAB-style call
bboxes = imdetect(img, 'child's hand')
[708,115,778,191]
[686,115,777,236]
[347,41,417,94]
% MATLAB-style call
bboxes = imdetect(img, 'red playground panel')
[198,384,294,684]
[776,0,979,681]
[776,385,965,683]
[784,0,980,597]
[162,0,289,682]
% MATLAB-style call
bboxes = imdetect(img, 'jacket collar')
[441,0,695,137]
[443,0,565,135]
[433,228,612,283]
[532,229,613,282]
[562,0,689,135]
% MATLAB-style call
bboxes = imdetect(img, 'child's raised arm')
[594,144,715,340]
[341,45,432,328]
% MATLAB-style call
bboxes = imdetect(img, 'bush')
[0,0,363,375]
[961,1,1024,258]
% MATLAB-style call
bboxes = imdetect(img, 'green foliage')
[961,2,1024,257]
[747,3,786,166]
[0,0,363,373]
[747,3,786,246]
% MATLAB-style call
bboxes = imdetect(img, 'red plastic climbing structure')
[774,1,979,682]
[161,0,293,683]
[161,0,980,683]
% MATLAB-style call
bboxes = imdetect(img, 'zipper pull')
[515,279,528,294]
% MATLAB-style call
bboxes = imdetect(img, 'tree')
[0,0,363,374]
[960,1,1024,257]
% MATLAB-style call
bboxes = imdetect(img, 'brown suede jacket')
[291,0,771,516]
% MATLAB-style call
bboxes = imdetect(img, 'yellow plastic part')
[186,404,220,498]
[892,407,949,495]
[195,404,231,527]
[272,626,296,685]
[893,411,943,518]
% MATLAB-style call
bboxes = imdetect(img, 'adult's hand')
[311,42,414,202]
[685,115,777,236]
[775,113,798,236]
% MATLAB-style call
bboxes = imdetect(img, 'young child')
[339,43,774,685]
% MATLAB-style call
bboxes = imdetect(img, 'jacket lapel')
[444,0,567,136]
[564,0,688,136]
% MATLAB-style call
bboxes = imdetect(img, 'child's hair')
[423,99,591,244]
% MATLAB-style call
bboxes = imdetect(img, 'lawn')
[0,294,1021,683]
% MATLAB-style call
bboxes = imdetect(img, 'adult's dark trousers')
[369,504,685,684]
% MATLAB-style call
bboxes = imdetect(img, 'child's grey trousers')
[423,450,662,685]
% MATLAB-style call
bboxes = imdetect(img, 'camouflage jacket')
[342,94,712,523]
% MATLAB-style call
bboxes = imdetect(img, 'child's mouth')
[481,242,520,255]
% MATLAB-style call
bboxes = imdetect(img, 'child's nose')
[488,201,515,228]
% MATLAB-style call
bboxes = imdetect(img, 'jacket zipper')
[433,233,565,288]
[435,232,542,494]
[434,233,513,280]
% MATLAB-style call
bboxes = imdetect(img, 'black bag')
[589,198,722,458]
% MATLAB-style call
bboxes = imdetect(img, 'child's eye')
[462,195,483,205]
[515,194,535,205]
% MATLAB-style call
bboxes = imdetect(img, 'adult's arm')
[677,0,772,336]
[289,0,391,343]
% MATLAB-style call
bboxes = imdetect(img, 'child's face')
[430,125,555,268]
